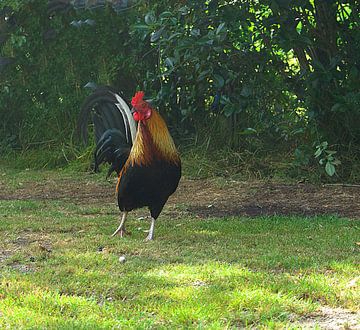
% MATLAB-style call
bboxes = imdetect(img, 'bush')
[1,0,359,179]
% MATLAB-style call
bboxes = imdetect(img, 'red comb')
[131,91,145,107]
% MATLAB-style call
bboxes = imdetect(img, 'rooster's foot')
[112,228,130,237]
[144,233,154,241]
[144,217,156,241]
[112,212,128,237]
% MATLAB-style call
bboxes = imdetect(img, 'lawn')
[0,168,359,329]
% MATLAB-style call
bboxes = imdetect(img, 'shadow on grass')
[0,199,359,328]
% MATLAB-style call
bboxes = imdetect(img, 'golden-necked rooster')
[78,86,181,241]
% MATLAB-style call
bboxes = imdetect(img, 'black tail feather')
[77,86,130,144]
[103,103,125,132]
[92,110,106,142]
[94,129,130,177]
[77,86,135,177]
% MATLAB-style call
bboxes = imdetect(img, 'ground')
[0,169,359,329]
[2,172,360,219]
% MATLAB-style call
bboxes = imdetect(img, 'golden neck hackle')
[116,108,180,192]
[128,110,180,166]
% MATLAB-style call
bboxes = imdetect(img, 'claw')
[144,233,154,241]
[112,227,130,237]
[111,212,128,238]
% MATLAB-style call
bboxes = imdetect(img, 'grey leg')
[145,217,156,241]
[111,212,128,237]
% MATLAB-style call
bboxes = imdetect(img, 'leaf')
[325,162,336,176]
[325,150,337,156]
[321,141,328,148]
[240,128,257,135]
[216,22,226,35]
[145,12,156,25]
[332,159,341,166]
[240,85,252,97]
[213,46,224,53]
[178,6,189,15]
[197,70,210,82]
[164,57,174,68]
[150,27,164,42]
[291,128,305,135]
[223,104,235,117]
[213,74,225,88]
[168,32,181,41]
[84,19,95,26]
[220,95,231,105]
[314,148,322,158]
[132,24,150,31]
[331,103,343,112]
[190,29,201,37]
[159,11,172,19]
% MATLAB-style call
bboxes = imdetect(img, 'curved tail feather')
[77,86,136,176]
[77,86,136,144]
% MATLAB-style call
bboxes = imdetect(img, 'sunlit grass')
[0,189,359,329]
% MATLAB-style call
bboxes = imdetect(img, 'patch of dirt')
[177,179,360,219]
[10,263,34,273]
[298,306,360,329]
[0,177,114,205]
[0,250,12,263]
[0,232,52,272]
[1,175,360,219]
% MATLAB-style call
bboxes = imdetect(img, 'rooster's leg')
[145,217,156,241]
[111,212,128,237]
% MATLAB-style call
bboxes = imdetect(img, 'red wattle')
[133,112,141,121]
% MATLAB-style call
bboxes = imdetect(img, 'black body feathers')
[117,161,181,219]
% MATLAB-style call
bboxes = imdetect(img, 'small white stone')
[118,256,126,263]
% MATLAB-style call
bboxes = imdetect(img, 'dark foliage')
[0,0,359,177]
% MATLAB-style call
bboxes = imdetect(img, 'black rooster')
[78,87,181,240]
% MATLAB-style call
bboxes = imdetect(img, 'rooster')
[78,86,181,240]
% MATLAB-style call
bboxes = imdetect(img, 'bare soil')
[1,175,360,219]
[299,306,360,330]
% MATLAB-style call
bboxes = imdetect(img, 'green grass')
[0,169,359,329]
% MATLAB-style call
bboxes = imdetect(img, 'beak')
[131,107,136,114]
